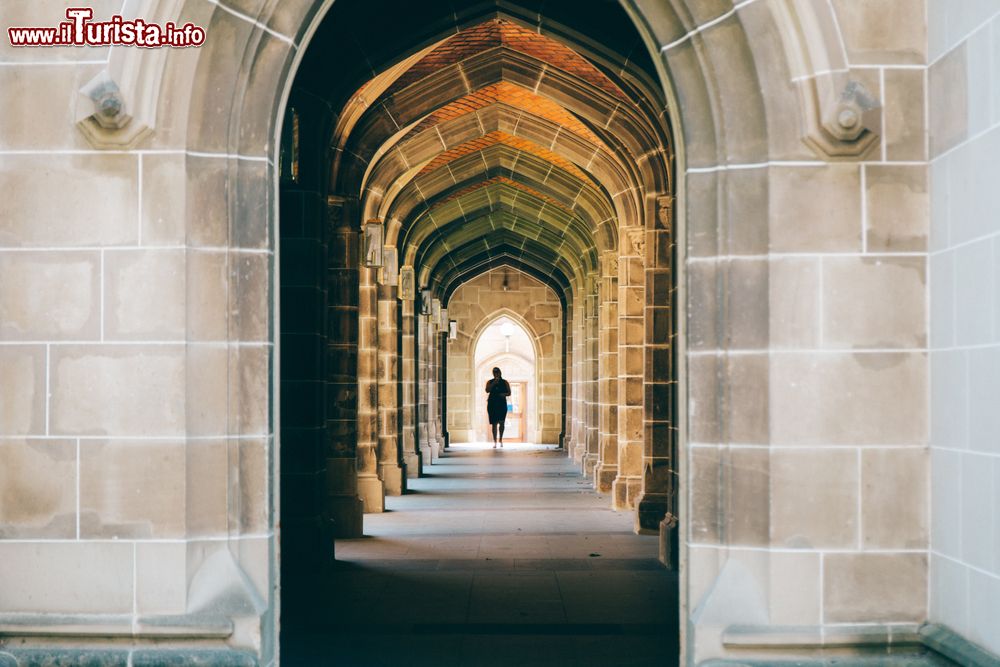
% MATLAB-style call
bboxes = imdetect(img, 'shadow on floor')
[280,447,680,666]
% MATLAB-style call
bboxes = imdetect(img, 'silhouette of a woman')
[485,367,511,448]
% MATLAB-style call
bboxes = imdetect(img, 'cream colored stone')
[769,258,820,348]
[0,346,46,435]
[239,438,270,533]
[186,439,229,536]
[862,447,928,549]
[662,39,718,169]
[724,447,770,546]
[0,155,138,247]
[185,156,232,246]
[831,0,926,64]
[824,553,927,622]
[699,16,768,163]
[231,344,270,435]
[866,165,928,252]
[770,448,858,548]
[884,69,927,161]
[135,542,187,615]
[823,256,926,348]
[769,551,821,625]
[726,354,769,444]
[141,154,186,246]
[233,252,271,342]
[929,45,968,157]
[689,355,720,443]
[771,352,926,445]
[690,446,721,543]
[770,166,861,252]
[186,345,228,436]
[0,438,76,538]
[0,542,133,613]
[0,65,104,150]
[0,251,99,340]
[51,346,185,436]
[105,250,185,340]
[188,250,229,340]
[80,440,186,538]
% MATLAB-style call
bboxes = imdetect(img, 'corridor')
[281,445,678,666]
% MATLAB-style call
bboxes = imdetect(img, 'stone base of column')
[326,457,363,537]
[594,463,617,492]
[634,492,671,534]
[357,474,385,513]
[327,496,363,538]
[379,462,405,496]
[420,444,435,465]
[403,451,422,478]
[582,453,599,477]
[611,476,642,510]
[658,513,679,570]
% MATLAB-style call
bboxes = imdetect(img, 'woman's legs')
[491,422,498,447]
[498,420,505,446]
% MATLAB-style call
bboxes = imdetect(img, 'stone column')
[439,332,449,449]
[635,196,675,540]
[426,325,442,458]
[324,196,363,537]
[582,282,600,475]
[570,290,586,462]
[377,283,405,494]
[400,295,422,477]
[594,258,618,490]
[613,227,646,510]
[417,312,434,464]
[356,261,385,512]
[562,299,573,452]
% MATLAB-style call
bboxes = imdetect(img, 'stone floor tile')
[281,446,677,666]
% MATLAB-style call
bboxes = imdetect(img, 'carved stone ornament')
[399,266,415,300]
[625,227,645,258]
[76,70,152,148]
[656,195,673,231]
[800,75,881,158]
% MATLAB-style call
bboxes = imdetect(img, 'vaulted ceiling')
[296,0,673,304]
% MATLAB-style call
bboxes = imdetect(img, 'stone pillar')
[400,295,422,477]
[427,325,443,457]
[440,332,450,449]
[356,263,385,512]
[635,196,676,537]
[562,299,573,452]
[582,282,600,475]
[613,227,646,510]
[377,283,405,494]
[571,290,586,462]
[417,312,434,464]
[324,196,363,537]
[594,260,618,490]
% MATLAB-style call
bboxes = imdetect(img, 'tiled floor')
[280,443,679,666]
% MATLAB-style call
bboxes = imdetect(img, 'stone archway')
[0,1,930,665]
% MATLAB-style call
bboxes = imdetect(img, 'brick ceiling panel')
[388,19,622,98]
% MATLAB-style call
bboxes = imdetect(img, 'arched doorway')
[21,1,916,665]
[473,315,536,443]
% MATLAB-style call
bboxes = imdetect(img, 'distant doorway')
[473,316,537,442]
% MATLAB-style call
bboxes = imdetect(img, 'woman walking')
[485,367,511,448]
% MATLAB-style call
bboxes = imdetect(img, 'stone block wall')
[445,267,562,444]
[927,1,1000,655]
[668,0,931,660]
